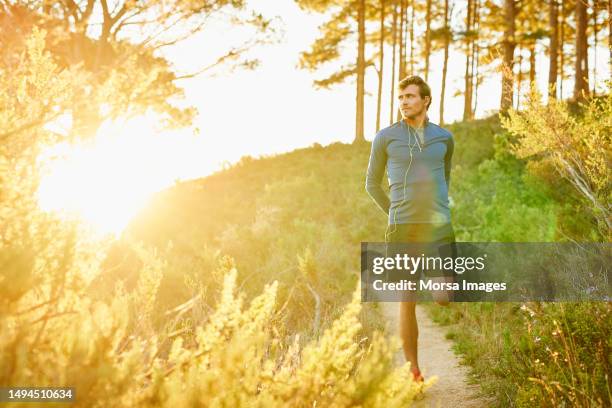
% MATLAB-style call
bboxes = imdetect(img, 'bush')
[452,157,557,242]
[501,86,611,240]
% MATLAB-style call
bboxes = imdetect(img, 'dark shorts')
[385,223,456,244]
[384,223,457,282]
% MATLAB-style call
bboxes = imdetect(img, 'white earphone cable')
[385,125,421,243]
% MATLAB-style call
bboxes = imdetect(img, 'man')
[365,75,455,383]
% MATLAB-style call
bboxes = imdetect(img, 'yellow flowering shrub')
[1,29,427,408]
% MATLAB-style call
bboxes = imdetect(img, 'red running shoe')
[411,367,424,383]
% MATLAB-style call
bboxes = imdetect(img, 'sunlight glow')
[38,115,209,236]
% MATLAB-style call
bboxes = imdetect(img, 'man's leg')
[399,301,420,375]
[431,276,454,306]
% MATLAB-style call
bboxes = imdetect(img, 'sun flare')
[38,115,201,236]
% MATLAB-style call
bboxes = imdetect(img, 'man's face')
[398,84,430,120]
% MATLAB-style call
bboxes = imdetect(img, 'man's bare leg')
[399,301,419,375]
[432,276,454,306]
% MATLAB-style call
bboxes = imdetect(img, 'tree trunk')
[409,1,415,74]
[548,0,559,99]
[500,0,516,112]
[390,2,398,125]
[591,0,598,95]
[376,0,385,131]
[463,0,473,120]
[609,0,611,76]
[397,0,406,122]
[472,0,480,116]
[403,2,409,74]
[529,45,536,85]
[354,0,366,143]
[440,0,450,125]
[516,49,523,109]
[399,0,405,79]
[425,0,432,81]
[573,0,589,100]
[560,0,565,97]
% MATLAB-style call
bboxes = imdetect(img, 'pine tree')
[463,0,475,119]
[424,0,433,81]
[515,0,548,108]
[297,0,375,143]
[548,0,560,99]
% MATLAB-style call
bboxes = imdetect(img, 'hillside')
[111,114,610,407]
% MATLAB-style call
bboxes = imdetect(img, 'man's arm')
[444,133,454,189]
[365,132,390,215]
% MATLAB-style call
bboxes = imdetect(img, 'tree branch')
[172,44,252,81]
[81,0,95,23]
[61,0,82,24]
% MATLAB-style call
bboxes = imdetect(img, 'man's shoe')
[411,367,424,383]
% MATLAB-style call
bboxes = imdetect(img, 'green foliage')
[452,157,557,241]
[429,302,612,407]
[501,86,612,240]
[443,116,557,241]
[446,116,499,169]
[426,102,610,407]
[513,302,612,407]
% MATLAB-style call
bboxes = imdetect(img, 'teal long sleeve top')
[365,119,454,225]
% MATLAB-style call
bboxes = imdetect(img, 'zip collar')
[401,117,428,150]
[399,116,447,148]
[401,115,429,131]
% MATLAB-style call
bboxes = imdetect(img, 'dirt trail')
[381,303,493,408]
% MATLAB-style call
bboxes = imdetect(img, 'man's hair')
[398,75,432,109]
